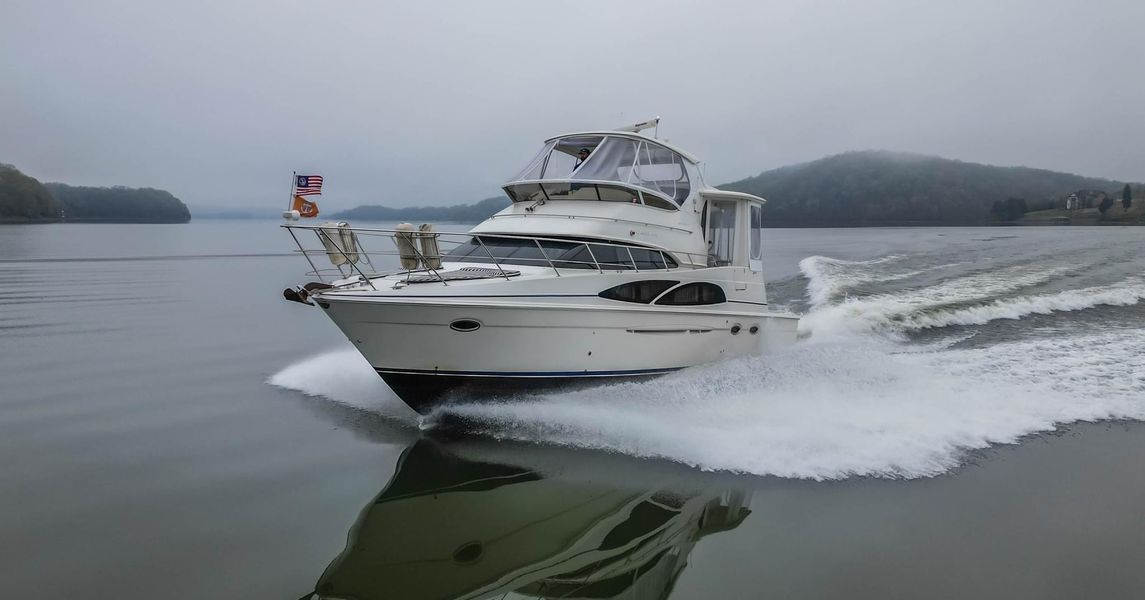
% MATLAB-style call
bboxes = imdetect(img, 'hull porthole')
[450,319,482,332]
[730,324,742,335]
[452,541,483,563]
[749,324,760,334]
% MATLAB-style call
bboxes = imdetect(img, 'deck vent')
[450,319,482,332]
[405,268,520,283]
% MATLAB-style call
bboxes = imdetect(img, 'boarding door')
[749,201,764,273]
[707,200,737,267]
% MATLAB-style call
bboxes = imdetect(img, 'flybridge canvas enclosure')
[505,133,693,209]
[700,191,766,270]
[484,130,769,270]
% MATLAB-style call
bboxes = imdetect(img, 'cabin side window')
[707,200,737,267]
[599,280,680,303]
[654,282,727,306]
[446,237,678,271]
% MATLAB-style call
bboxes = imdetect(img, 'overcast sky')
[3,0,1143,210]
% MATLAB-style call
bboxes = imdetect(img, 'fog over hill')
[721,151,1125,226]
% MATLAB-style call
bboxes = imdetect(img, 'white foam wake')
[268,348,415,422]
[440,329,1145,480]
[799,255,913,308]
[798,263,1111,338]
[901,277,1145,329]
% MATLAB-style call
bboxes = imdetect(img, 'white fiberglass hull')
[317,292,797,413]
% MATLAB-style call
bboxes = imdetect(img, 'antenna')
[616,116,661,136]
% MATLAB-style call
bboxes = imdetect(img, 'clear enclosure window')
[632,142,690,204]
[708,200,737,266]
[505,135,690,208]
[571,137,639,183]
[541,148,578,179]
[509,141,553,181]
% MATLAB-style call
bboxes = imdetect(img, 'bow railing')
[281,223,707,289]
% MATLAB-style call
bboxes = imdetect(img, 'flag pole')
[287,171,296,212]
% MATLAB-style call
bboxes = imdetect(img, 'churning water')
[272,227,1145,480]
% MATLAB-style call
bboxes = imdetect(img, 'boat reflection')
[308,439,751,600]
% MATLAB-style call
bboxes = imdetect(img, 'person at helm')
[573,147,591,170]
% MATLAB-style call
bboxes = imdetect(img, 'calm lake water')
[2,221,1144,599]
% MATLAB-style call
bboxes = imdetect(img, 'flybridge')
[504,129,697,212]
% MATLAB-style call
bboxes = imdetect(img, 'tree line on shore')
[0,163,190,223]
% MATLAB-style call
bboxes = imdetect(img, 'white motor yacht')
[283,120,799,414]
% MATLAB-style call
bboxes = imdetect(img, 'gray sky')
[3,0,1143,210]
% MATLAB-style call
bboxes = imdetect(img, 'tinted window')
[588,244,635,270]
[599,280,679,303]
[446,237,678,271]
[641,192,677,211]
[446,237,602,270]
[557,245,599,270]
[629,248,675,270]
[595,185,641,204]
[655,282,727,306]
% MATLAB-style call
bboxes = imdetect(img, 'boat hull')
[317,296,798,414]
[377,368,674,414]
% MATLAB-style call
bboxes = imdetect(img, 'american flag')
[295,175,323,196]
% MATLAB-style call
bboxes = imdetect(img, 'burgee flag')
[291,195,320,218]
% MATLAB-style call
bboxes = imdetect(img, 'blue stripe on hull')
[375,366,683,378]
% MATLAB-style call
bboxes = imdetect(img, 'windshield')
[506,135,692,205]
[446,236,678,270]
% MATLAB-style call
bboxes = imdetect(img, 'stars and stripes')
[295,175,324,196]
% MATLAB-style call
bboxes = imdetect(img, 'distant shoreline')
[7,218,1139,227]
[0,218,191,224]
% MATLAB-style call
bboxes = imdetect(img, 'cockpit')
[503,133,694,211]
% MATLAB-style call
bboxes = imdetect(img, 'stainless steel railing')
[281,223,707,289]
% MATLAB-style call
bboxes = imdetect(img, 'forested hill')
[45,183,191,223]
[333,196,510,222]
[722,151,1123,226]
[0,164,59,221]
[1,163,191,223]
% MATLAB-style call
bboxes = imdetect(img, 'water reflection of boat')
[306,440,751,600]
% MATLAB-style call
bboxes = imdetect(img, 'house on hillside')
[1064,190,1108,210]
